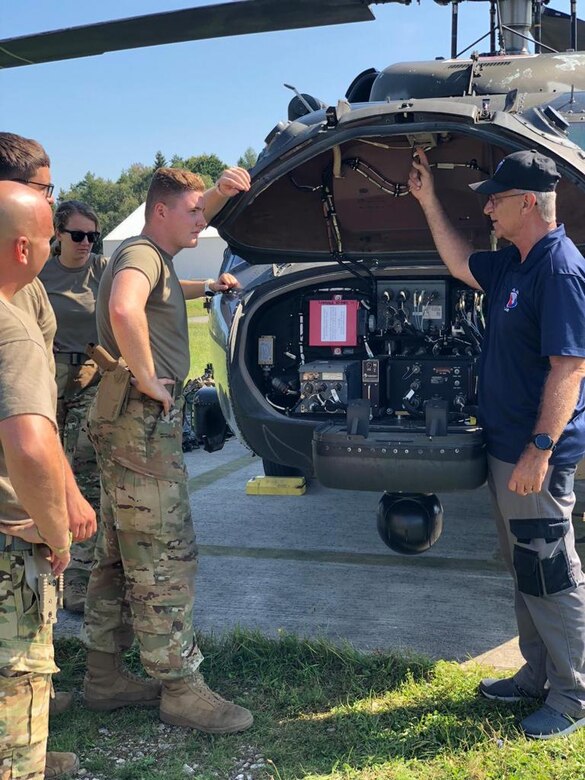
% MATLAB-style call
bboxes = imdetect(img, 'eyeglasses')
[61,229,100,244]
[13,179,55,199]
[486,192,525,207]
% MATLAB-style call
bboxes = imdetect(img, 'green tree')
[237,147,258,169]
[183,153,227,183]
[118,163,154,201]
[153,150,167,169]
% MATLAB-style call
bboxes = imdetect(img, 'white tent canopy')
[102,202,227,280]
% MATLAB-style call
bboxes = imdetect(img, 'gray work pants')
[488,454,585,717]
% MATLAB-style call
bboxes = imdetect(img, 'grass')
[186,298,213,378]
[50,630,585,780]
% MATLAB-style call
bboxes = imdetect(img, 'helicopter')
[2,0,585,553]
[201,0,585,553]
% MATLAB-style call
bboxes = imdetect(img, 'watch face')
[534,434,554,450]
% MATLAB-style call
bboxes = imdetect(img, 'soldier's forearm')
[111,308,157,385]
[0,417,69,549]
[179,279,206,300]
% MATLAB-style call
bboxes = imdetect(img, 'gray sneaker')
[479,677,540,703]
[521,704,585,739]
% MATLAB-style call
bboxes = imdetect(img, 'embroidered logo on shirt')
[504,288,519,312]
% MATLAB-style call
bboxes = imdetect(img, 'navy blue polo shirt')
[469,225,585,465]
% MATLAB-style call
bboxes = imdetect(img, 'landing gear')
[377,492,443,554]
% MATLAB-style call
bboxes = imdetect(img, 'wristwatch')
[204,280,216,297]
[531,433,556,452]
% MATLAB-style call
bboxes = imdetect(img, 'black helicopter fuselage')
[206,32,585,497]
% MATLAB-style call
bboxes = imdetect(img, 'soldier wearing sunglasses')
[39,201,107,615]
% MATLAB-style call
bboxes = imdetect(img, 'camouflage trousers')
[82,393,203,679]
[0,549,58,779]
[56,360,101,582]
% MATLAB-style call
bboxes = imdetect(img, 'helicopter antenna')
[571,0,578,50]
[284,83,314,115]
[450,1,459,59]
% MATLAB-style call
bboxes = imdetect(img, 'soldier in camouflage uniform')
[0,183,77,780]
[0,132,95,778]
[39,201,107,612]
[82,166,254,734]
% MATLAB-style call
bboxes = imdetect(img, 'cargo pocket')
[0,556,40,642]
[0,671,50,750]
[114,469,196,591]
[510,517,575,597]
[541,550,575,594]
[512,545,543,597]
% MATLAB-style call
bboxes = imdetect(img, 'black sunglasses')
[61,228,100,243]
[14,178,55,199]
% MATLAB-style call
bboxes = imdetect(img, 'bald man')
[0,182,77,779]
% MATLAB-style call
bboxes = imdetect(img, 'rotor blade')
[540,7,585,52]
[0,0,378,70]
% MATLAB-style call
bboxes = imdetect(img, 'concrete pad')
[56,438,525,670]
[462,637,521,671]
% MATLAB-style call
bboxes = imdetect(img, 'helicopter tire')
[261,458,305,478]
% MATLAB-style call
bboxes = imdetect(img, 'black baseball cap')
[469,149,561,195]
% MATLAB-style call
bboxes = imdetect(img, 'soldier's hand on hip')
[131,376,175,415]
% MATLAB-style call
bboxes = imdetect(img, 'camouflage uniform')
[0,548,57,780]
[55,358,101,584]
[0,297,61,779]
[82,392,203,678]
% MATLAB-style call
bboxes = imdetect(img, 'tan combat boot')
[62,575,87,613]
[160,672,253,734]
[49,691,73,717]
[44,752,80,779]
[83,650,161,711]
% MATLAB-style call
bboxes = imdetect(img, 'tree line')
[58,147,258,242]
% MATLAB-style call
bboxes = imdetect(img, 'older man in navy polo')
[408,147,585,740]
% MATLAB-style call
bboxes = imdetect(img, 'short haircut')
[0,132,50,180]
[517,189,557,223]
[145,167,205,219]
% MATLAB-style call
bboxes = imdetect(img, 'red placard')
[308,299,359,346]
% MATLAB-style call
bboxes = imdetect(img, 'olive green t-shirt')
[96,236,189,382]
[39,252,108,353]
[11,277,57,376]
[0,299,57,524]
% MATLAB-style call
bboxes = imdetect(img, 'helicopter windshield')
[568,125,585,150]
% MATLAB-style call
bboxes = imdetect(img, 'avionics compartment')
[246,271,487,490]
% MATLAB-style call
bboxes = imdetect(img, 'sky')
[0,0,576,192]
